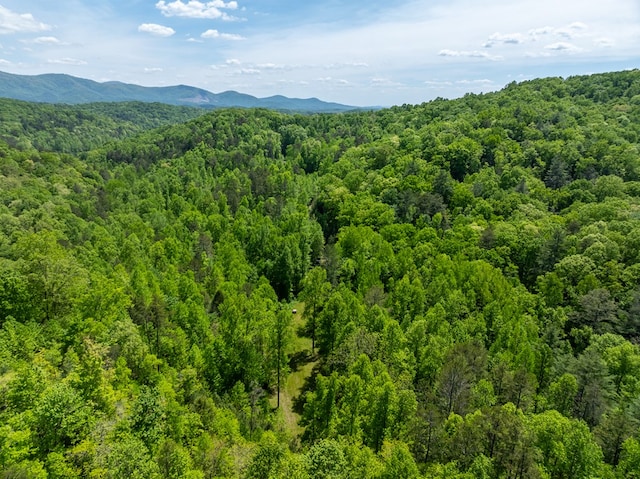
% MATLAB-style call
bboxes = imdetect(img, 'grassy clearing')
[270,302,318,437]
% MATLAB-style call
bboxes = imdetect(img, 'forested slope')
[2,69,640,478]
[0,99,206,153]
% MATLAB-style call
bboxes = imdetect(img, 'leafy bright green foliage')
[1,69,640,478]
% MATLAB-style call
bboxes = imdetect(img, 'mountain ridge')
[0,70,359,113]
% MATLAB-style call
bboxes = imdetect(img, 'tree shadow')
[289,350,312,373]
[295,324,307,339]
[291,360,322,416]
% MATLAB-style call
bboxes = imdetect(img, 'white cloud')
[31,36,62,44]
[323,61,370,70]
[485,22,591,48]
[524,51,553,58]
[544,41,582,52]
[594,37,615,47]
[47,57,87,65]
[0,58,11,65]
[528,26,555,37]
[425,80,453,86]
[211,60,370,73]
[240,68,260,74]
[276,79,309,86]
[21,36,69,46]
[201,29,244,40]
[371,77,403,87]
[315,77,351,86]
[257,62,281,69]
[555,22,588,39]
[144,67,164,73]
[138,23,176,37]
[201,29,219,38]
[438,49,464,57]
[483,32,527,47]
[569,21,588,30]
[342,61,369,68]
[156,1,239,20]
[456,79,494,85]
[438,49,503,61]
[568,21,588,29]
[0,6,50,34]
[211,59,370,75]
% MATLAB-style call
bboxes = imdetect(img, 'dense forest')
[0,99,205,154]
[2,69,640,478]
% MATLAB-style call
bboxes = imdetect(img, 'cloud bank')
[0,5,50,34]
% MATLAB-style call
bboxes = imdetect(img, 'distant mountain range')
[0,71,358,113]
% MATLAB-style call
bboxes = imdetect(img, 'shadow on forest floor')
[289,349,314,373]
[291,359,322,416]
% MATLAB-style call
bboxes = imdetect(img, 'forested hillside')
[0,99,206,154]
[2,69,640,478]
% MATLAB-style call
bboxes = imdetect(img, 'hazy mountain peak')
[0,71,358,113]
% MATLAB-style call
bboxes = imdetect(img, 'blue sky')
[0,0,638,106]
